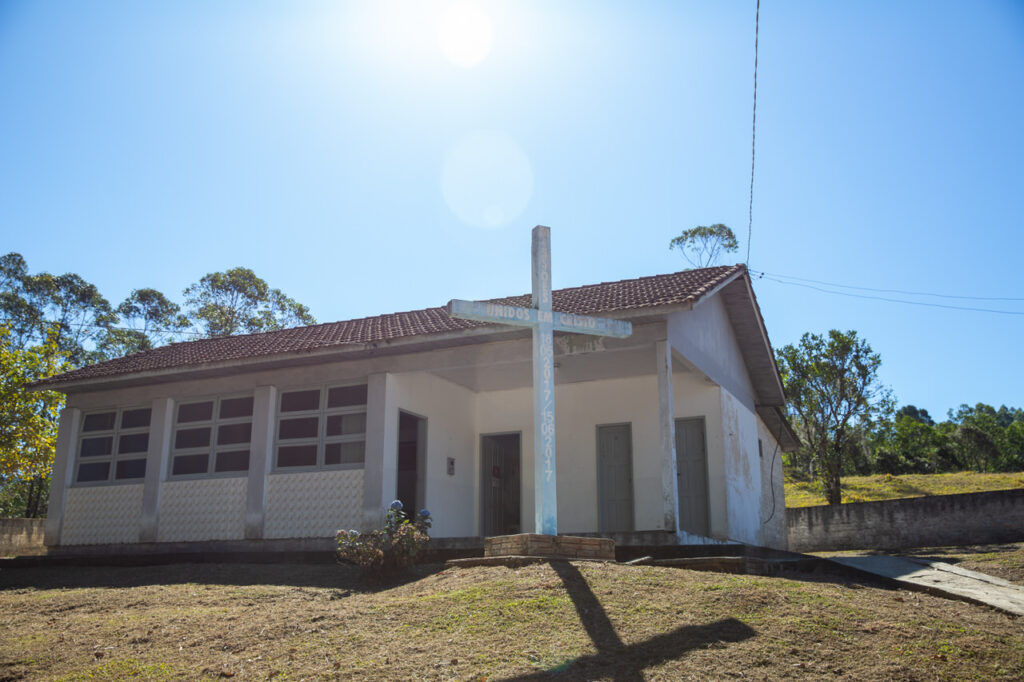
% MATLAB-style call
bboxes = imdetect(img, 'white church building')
[37,262,796,551]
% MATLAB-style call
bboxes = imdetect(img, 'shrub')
[336,500,432,580]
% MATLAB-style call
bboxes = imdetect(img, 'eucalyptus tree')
[668,224,739,269]
[184,267,315,338]
[98,288,193,358]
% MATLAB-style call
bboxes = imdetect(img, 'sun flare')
[436,1,494,68]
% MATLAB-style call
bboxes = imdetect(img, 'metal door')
[597,424,634,532]
[675,417,709,536]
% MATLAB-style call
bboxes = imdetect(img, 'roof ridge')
[548,263,741,295]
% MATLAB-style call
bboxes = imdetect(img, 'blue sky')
[1,1,1021,419]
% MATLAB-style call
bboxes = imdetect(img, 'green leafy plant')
[336,501,432,580]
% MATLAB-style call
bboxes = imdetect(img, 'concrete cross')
[447,225,632,535]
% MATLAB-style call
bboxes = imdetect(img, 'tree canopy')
[0,325,68,517]
[668,224,739,269]
[97,288,192,358]
[776,329,894,505]
[183,267,316,338]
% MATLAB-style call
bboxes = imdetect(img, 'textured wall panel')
[265,470,363,538]
[62,485,143,545]
[157,478,247,542]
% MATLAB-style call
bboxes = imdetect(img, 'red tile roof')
[36,265,744,389]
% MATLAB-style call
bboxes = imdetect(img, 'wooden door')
[481,434,521,536]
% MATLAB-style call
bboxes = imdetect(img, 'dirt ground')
[1,557,1021,681]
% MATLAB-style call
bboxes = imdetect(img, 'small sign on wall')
[447,457,455,476]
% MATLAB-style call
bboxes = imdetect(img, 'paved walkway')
[828,555,1024,616]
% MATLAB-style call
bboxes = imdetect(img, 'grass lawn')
[785,471,1024,508]
[1,560,1022,680]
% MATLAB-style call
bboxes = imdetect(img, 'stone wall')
[788,488,1024,552]
[0,518,45,556]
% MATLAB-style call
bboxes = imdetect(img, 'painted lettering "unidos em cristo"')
[557,312,598,330]
[484,304,531,321]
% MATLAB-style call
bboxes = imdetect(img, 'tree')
[946,403,1007,472]
[776,330,893,504]
[0,325,69,517]
[97,288,192,358]
[27,272,114,364]
[0,253,44,348]
[0,254,113,365]
[668,224,739,269]
[184,267,316,338]
[897,404,935,427]
[1005,421,1024,471]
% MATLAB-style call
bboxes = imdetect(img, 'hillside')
[785,471,1024,508]
[0,561,1021,680]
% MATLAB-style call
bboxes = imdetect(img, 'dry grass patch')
[786,471,1024,507]
[0,561,1021,680]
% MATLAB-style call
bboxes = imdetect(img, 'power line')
[746,0,760,267]
[756,274,1024,316]
[751,269,1024,302]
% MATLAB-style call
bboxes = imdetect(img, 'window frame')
[167,393,255,481]
[74,405,152,487]
[273,383,367,473]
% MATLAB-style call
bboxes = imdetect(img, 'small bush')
[336,500,432,580]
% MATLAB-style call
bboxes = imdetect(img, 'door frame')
[595,422,635,533]
[674,415,710,536]
[479,431,522,537]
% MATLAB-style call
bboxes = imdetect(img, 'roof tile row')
[37,265,743,388]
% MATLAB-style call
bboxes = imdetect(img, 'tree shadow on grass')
[498,561,756,681]
[0,560,446,593]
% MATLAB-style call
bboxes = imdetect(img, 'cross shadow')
[498,561,756,681]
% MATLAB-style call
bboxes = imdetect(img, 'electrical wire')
[762,440,780,527]
[746,0,760,266]
[751,269,1024,302]
[756,273,1024,316]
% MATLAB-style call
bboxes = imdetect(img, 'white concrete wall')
[389,372,478,538]
[158,478,247,542]
[667,298,757,410]
[477,374,666,535]
[756,418,787,549]
[671,369,728,539]
[721,388,764,546]
[61,485,143,545]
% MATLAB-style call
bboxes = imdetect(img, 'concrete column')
[656,340,680,532]
[44,406,81,547]
[246,385,277,539]
[363,372,397,530]
[139,397,174,542]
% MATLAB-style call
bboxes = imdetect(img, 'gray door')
[481,434,521,536]
[597,424,634,532]
[675,417,709,536]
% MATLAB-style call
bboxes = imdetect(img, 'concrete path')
[828,555,1024,617]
